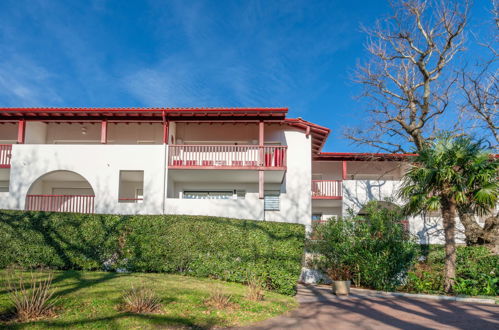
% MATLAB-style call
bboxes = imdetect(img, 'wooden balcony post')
[100,120,108,144]
[163,121,169,144]
[342,160,347,180]
[259,121,265,198]
[162,111,169,144]
[17,119,26,144]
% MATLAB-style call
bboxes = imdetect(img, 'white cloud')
[0,56,62,106]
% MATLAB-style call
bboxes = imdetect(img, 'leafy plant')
[402,245,499,296]
[120,285,162,314]
[308,201,418,290]
[7,269,56,321]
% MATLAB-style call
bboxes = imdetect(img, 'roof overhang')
[314,152,416,161]
[285,118,330,154]
[0,107,288,122]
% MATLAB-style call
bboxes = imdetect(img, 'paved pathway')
[244,285,499,329]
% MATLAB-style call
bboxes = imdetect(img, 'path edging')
[349,287,498,305]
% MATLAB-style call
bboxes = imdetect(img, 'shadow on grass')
[3,312,222,330]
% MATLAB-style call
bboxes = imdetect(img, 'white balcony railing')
[311,180,342,199]
[0,144,12,168]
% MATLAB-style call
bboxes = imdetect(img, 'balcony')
[311,180,342,199]
[25,194,95,214]
[0,144,12,168]
[168,145,287,170]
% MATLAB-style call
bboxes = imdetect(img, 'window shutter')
[264,191,280,211]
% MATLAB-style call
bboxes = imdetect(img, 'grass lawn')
[0,270,298,329]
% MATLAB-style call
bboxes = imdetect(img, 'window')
[0,180,8,193]
[236,190,246,199]
[118,170,144,203]
[264,190,280,211]
[0,168,10,192]
[135,188,144,203]
[183,191,233,199]
[312,214,322,221]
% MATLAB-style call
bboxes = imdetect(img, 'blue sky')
[0,0,494,151]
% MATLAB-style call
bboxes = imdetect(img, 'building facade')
[0,107,456,244]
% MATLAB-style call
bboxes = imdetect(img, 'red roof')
[285,118,330,154]
[0,107,288,121]
[315,152,416,161]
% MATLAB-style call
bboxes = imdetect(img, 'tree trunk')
[483,215,499,255]
[441,197,457,293]
[458,210,485,245]
[458,209,499,253]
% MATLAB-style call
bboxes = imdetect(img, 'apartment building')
[0,107,447,243]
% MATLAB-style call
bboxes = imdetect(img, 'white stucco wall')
[342,179,466,244]
[264,129,312,227]
[342,180,403,216]
[0,144,167,215]
[165,198,264,220]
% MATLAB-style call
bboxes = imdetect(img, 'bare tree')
[458,0,499,251]
[346,0,469,153]
[460,0,498,149]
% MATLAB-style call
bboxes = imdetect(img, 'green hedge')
[0,210,305,295]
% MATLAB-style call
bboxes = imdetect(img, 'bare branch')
[347,0,469,152]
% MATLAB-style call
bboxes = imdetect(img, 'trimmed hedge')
[0,210,305,295]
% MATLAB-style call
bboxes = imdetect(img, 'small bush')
[0,210,305,295]
[308,201,418,291]
[120,286,162,314]
[403,245,499,296]
[7,270,56,321]
[205,286,233,309]
[246,275,265,301]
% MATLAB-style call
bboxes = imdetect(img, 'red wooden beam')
[17,119,26,144]
[162,111,168,144]
[342,161,347,180]
[100,120,107,144]
[259,120,265,199]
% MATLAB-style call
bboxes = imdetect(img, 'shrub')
[246,274,265,301]
[308,201,418,291]
[7,269,56,321]
[120,285,162,314]
[0,210,305,295]
[205,286,233,309]
[403,245,499,296]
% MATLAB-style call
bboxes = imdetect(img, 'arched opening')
[357,201,401,216]
[357,201,409,231]
[26,170,95,213]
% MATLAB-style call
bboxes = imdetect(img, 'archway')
[25,170,95,213]
[357,201,401,216]
[357,201,408,231]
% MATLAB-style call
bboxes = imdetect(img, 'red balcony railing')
[168,145,287,169]
[311,180,342,199]
[118,198,144,203]
[25,195,95,214]
[0,144,12,168]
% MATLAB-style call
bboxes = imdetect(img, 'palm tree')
[400,136,498,292]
